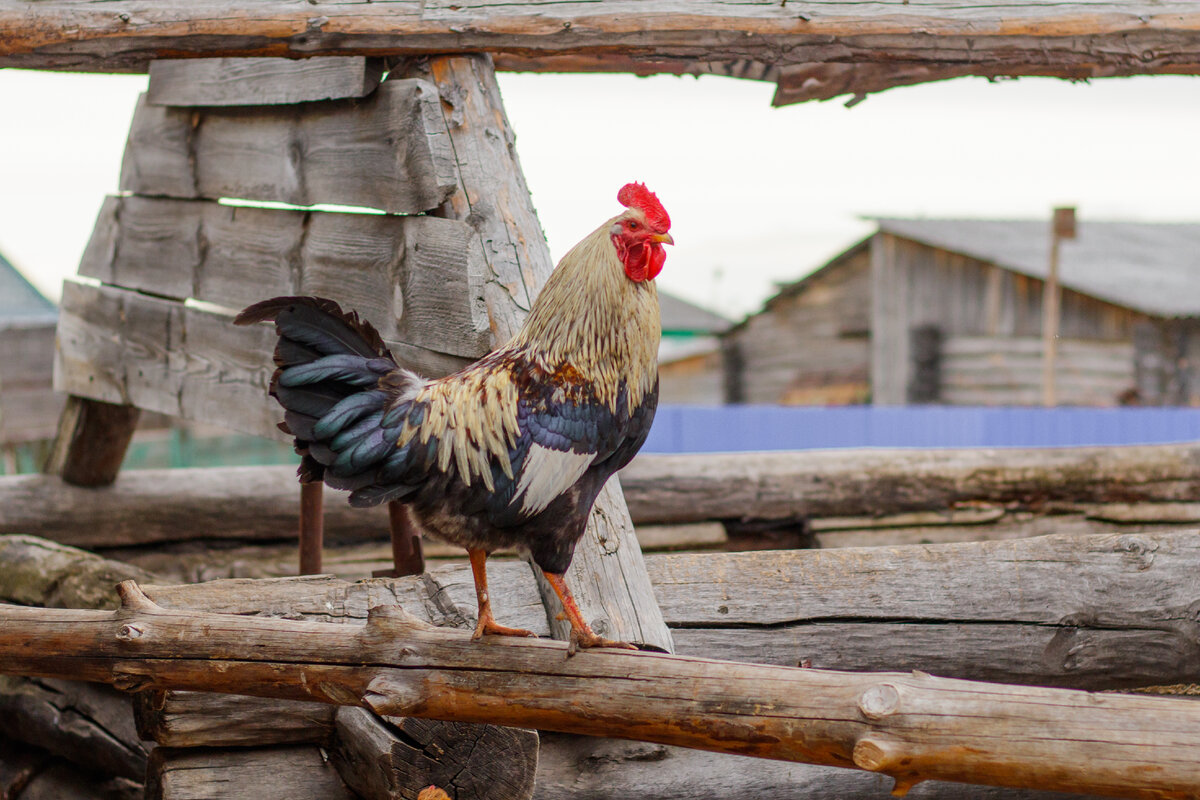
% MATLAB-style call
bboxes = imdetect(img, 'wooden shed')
[0,251,61,460]
[717,219,1200,406]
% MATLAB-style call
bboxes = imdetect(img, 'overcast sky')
[2,68,1199,319]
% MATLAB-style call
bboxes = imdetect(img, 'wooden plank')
[54,281,281,439]
[148,56,383,106]
[53,281,473,439]
[120,79,458,214]
[4,2,1200,107]
[408,55,674,653]
[77,195,491,359]
[42,396,141,487]
[146,746,357,800]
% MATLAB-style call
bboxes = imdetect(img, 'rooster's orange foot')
[472,618,537,640]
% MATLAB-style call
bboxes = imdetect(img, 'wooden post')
[43,396,140,487]
[1041,206,1076,407]
[373,502,424,578]
[406,54,673,653]
[298,481,324,576]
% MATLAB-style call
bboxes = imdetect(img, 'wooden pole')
[1,580,1199,799]
[298,481,324,576]
[1041,206,1076,407]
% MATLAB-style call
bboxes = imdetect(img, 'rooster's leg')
[543,572,638,651]
[468,548,536,639]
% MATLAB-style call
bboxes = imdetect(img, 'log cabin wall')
[721,244,872,405]
[871,233,1146,405]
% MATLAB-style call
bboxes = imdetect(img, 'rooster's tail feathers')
[237,296,425,496]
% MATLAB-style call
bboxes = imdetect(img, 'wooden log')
[77,195,491,360]
[620,444,1200,525]
[133,529,1200,691]
[145,746,357,800]
[1,581,1198,799]
[134,689,335,748]
[0,676,148,782]
[42,396,140,488]
[11,443,1200,548]
[3,2,1200,105]
[408,53,673,653]
[0,535,155,610]
[147,56,383,106]
[333,707,537,800]
[532,733,1108,800]
[121,79,457,214]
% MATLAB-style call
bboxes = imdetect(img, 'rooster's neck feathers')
[510,218,660,411]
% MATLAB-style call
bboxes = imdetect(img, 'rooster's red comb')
[618,182,670,232]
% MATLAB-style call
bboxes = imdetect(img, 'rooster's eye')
[627,221,640,230]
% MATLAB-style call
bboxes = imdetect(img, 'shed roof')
[0,250,56,323]
[660,291,730,336]
[876,219,1200,318]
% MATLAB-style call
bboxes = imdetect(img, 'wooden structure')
[3,531,1200,799]
[707,219,1200,407]
[0,252,62,464]
[5,3,1200,798]
[4,3,1200,106]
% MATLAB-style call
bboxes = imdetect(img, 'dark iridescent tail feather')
[234,297,416,493]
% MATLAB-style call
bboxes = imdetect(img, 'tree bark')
[2,2,1200,104]
[1,580,1199,799]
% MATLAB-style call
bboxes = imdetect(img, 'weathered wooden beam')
[1,580,1198,799]
[53,281,471,441]
[77,196,491,360]
[620,444,1200,524]
[0,675,148,782]
[121,80,457,214]
[2,2,1200,104]
[134,688,335,748]
[147,56,383,106]
[145,746,357,800]
[404,54,673,653]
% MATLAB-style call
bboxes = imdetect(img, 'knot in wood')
[858,683,901,720]
[117,624,144,641]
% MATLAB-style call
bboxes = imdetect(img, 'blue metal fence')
[642,406,1200,454]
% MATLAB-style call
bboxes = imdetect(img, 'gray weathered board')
[146,746,356,800]
[78,195,491,358]
[148,57,383,107]
[54,281,475,440]
[121,78,457,214]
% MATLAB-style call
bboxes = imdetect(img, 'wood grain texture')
[334,706,538,800]
[0,676,148,782]
[2,581,1199,799]
[405,54,674,654]
[3,2,1200,104]
[53,280,473,440]
[78,195,492,359]
[42,395,141,488]
[120,79,458,214]
[148,56,383,106]
[134,528,1200,690]
[134,688,334,747]
[619,444,1200,524]
[145,746,357,800]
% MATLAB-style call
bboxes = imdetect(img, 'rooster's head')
[611,182,673,283]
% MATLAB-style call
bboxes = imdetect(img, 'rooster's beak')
[653,233,675,245]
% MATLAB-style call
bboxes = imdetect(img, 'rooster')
[235,183,672,650]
